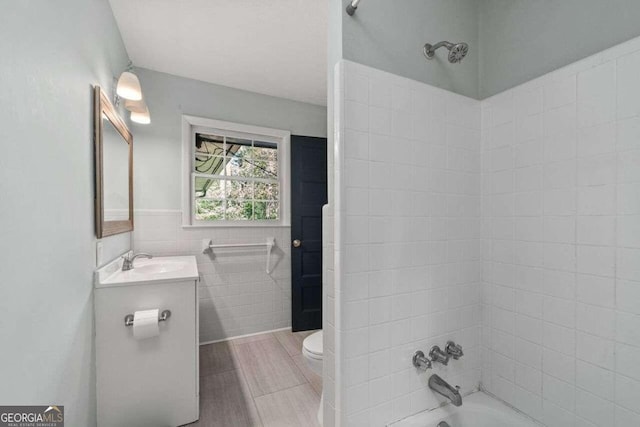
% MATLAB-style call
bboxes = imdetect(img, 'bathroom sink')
[129,260,186,276]
[95,255,199,287]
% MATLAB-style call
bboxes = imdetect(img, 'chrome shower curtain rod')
[346,0,361,16]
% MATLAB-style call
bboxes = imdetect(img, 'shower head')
[447,42,469,63]
[423,41,469,63]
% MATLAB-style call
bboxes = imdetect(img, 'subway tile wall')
[323,204,337,427]
[481,36,640,426]
[334,60,482,426]
[132,210,291,343]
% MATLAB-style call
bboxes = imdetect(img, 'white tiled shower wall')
[333,60,482,426]
[132,210,291,342]
[323,204,337,427]
[481,37,640,426]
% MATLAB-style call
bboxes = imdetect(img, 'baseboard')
[199,326,291,346]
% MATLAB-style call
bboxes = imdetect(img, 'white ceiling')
[109,0,328,106]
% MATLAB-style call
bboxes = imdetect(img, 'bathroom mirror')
[94,86,133,238]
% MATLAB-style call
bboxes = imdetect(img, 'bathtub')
[389,391,540,427]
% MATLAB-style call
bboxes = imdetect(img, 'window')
[182,116,290,226]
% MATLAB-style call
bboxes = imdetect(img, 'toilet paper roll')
[132,309,160,340]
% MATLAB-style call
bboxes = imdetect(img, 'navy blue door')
[291,136,327,332]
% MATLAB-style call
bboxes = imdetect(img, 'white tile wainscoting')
[481,37,640,426]
[332,60,482,426]
[132,210,292,343]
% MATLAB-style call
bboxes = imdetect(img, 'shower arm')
[429,41,454,52]
[424,41,454,58]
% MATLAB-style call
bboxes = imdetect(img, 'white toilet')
[302,330,323,425]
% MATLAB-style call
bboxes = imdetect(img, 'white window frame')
[181,115,290,227]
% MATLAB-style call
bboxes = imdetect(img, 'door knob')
[292,239,301,248]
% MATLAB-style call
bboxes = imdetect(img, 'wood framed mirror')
[94,86,133,238]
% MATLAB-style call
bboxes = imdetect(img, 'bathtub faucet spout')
[428,374,462,406]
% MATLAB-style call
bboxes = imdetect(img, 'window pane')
[195,199,225,220]
[194,177,224,199]
[253,141,278,162]
[251,160,278,179]
[195,133,224,156]
[192,129,281,223]
[254,201,279,220]
[254,182,279,201]
[226,137,253,158]
[195,155,225,175]
[226,200,253,220]
[225,180,252,199]
[225,154,255,177]
[266,202,279,220]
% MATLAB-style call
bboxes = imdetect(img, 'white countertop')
[95,255,199,288]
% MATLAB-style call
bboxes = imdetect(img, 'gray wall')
[128,68,326,345]
[0,0,130,425]
[340,0,640,100]
[342,0,480,99]
[479,0,640,98]
[131,67,327,210]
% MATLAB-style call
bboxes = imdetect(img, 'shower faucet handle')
[413,350,432,371]
[445,341,464,360]
[429,346,450,366]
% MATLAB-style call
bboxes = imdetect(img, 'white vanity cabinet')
[94,256,199,427]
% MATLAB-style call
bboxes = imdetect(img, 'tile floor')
[186,329,321,427]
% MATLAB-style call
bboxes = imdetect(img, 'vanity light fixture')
[130,105,151,124]
[113,62,151,124]
[124,97,147,113]
[116,71,142,101]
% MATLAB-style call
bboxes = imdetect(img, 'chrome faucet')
[428,374,462,406]
[429,345,450,366]
[121,253,153,271]
[446,341,464,360]
[412,351,432,371]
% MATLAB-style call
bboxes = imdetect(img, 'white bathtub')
[390,392,540,427]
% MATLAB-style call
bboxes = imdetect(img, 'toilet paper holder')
[124,310,171,327]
